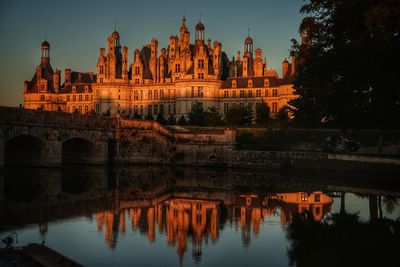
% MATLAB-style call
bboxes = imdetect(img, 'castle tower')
[159,48,167,83]
[41,41,50,64]
[107,30,121,81]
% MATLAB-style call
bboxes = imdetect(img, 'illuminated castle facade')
[24,17,298,119]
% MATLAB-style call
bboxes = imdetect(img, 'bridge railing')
[0,107,115,130]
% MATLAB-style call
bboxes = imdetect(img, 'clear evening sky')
[0,0,304,106]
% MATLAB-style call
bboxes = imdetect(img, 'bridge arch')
[62,137,97,164]
[4,135,47,166]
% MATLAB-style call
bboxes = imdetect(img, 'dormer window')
[198,59,204,69]
[72,86,76,93]
[85,85,88,93]
[232,80,237,88]
[248,79,253,87]
[264,79,270,87]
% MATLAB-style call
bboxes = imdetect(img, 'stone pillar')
[47,140,62,166]
[0,138,5,169]
[224,129,236,145]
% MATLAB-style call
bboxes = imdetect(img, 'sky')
[0,0,304,106]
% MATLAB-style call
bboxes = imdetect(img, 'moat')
[0,165,399,266]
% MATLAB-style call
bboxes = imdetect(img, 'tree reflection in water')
[287,198,400,267]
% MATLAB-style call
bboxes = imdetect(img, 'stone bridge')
[0,106,236,168]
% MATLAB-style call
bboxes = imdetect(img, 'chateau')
[24,17,298,119]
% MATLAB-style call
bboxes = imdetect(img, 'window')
[72,86,76,93]
[73,95,76,101]
[85,95,89,101]
[134,91,139,101]
[198,59,204,69]
[148,105,152,115]
[232,90,236,98]
[154,90,158,100]
[248,80,253,87]
[197,86,203,97]
[135,78,140,85]
[224,90,228,98]
[265,89,269,97]
[191,87,195,97]
[272,89,278,97]
[198,73,204,79]
[314,194,321,202]
[175,64,180,73]
[272,102,278,114]
[224,103,229,113]
[85,105,88,114]
[148,90,152,100]
[240,90,244,98]
[256,90,261,97]
[160,90,164,100]
[67,95,70,101]
[79,95,82,101]
[301,193,308,202]
[40,95,45,101]
[135,66,140,75]
[248,90,252,97]
[78,106,82,113]
[100,78,103,83]
[118,95,120,100]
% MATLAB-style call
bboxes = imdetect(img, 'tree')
[188,102,205,125]
[204,106,223,126]
[167,113,176,125]
[255,101,270,126]
[224,105,253,127]
[177,115,187,125]
[275,105,290,127]
[289,0,400,135]
[145,112,154,120]
[156,112,167,125]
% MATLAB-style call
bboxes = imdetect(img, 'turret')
[244,36,253,57]
[41,41,50,64]
[195,21,205,46]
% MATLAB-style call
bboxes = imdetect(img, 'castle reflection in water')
[95,191,332,261]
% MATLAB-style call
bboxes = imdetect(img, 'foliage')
[224,105,253,127]
[289,0,400,130]
[204,106,223,126]
[188,102,223,126]
[188,102,205,125]
[156,112,167,125]
[145,112,154,120]
[255,101,270,126]
[167,113,176,125]
[177,115,187,125]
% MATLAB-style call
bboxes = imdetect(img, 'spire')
[180,15,188,32]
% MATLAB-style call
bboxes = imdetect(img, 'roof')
[41,41,50,49]
[195,22,205,31]
[245,36,253,44]
[221,76,281,89]
[26,61,55,93]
